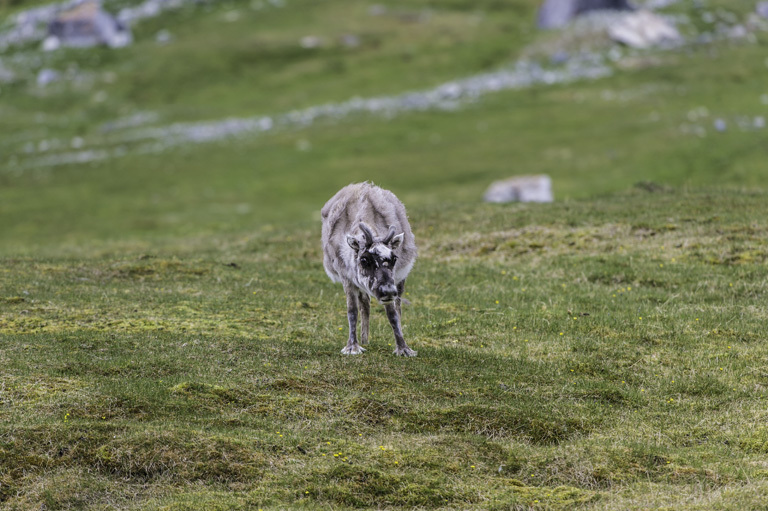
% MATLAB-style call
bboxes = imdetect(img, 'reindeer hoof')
[341,344,365,355]
[394,347,417,357]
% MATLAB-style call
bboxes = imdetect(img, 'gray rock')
[550,51,570,64]
[758,2,768,19]
[47,1,132,49]
[3,0,282,51]
[714,118,727,132]
[641,0,681,7]
[42,35,62,51]
[340,34,361,48]
[538,0,634,29]
[155,29,172,45]
[483,175,553,203]
[724,24,748,39]
[36,68,60,86]
[0,0,193,51]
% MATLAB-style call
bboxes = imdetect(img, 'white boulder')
[608,10,681,48]
[483,175,553,203]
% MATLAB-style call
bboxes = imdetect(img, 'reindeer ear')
[390,233,404,250]
[347,234,360,251]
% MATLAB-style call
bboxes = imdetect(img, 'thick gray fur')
[321,182,417,356]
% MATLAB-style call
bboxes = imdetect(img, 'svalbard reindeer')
[321,183,417,356]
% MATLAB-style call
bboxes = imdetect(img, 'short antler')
[380,225,396,244]
[359,222,375,247]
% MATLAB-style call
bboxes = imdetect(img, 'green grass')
[0,0,538,128]
[3,0,768,509]
[4,189,768,509]
[5,35,768,252]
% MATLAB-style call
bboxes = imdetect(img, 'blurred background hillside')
[1,0,767,253]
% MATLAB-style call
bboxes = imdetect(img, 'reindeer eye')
[360,256,371,267]
[391,255,398,264]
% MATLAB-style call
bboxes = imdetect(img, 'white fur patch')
[369,244,392,259]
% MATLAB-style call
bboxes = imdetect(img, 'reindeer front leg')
[358,291,370,345]
[385,302,417,357]
[341,285,365,355]
[396,279,406,319]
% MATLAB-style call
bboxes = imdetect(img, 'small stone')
[37,68,60,86]
[483,175,553,203]
[41,36,61,51]
[300,36,323,49]
[550,51,570,64]
[714,118,727,132]
[155,29,172,45]
[727,24,748,39]
[758,2,768,19]
[340,34,360,48]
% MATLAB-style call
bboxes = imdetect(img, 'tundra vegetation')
[3,0,768,509]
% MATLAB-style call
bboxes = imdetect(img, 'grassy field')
[3,0,768,509]
[4,189,768,510]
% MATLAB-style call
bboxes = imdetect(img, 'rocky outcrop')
[538,0,634,30]
[43,1,132,50]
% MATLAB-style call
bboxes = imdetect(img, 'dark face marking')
[357,245,399,303]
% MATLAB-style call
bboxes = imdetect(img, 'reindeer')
[321,183,417,356]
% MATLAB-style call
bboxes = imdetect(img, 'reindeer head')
[347,222,404,304]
